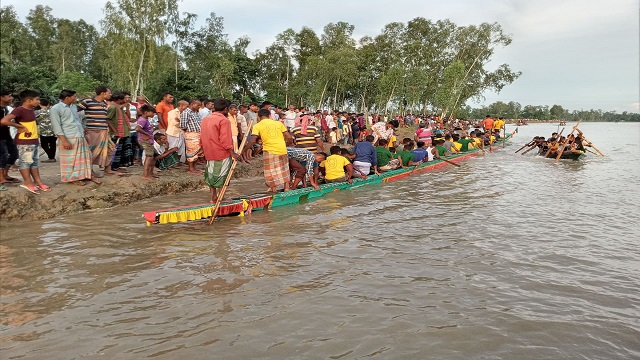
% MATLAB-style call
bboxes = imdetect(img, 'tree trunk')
[333,78,340,110]
[317,80,329,110]
[385,79,398,116]
[135,39,147,96]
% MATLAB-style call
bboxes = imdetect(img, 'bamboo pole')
[208,117,256,225]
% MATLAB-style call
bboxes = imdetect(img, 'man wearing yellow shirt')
[493,117,505,133]
[320,146,354,184]
[243,108,293,192]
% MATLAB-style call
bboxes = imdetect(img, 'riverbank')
[0,158,266,223]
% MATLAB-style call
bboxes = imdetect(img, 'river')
[1,122,639,359]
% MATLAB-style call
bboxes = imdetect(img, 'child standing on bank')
[136,104,156,181]
[330,127,339,146]
[0,90,50,194]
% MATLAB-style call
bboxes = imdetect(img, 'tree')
[51,72,100,98]
[549,104,566,119]
[101,0,180,95]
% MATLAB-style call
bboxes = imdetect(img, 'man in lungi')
[243,108,294,193]
[166,100,187,163]
[201,98,242,203]
[50,89,100,186]
[78,85,121,176]
[179,99,203,174]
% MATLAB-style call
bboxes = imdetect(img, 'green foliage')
[51,72,100,98]
[1,4,636,122]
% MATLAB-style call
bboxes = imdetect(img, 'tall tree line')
[2,2,635,121]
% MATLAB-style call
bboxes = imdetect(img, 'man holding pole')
[200,98,242,204]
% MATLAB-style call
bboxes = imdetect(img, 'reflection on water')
[1,123,639,359]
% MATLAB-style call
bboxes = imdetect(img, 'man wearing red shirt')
[200,98,242,204]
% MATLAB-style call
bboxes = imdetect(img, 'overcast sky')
[5,0,640,112]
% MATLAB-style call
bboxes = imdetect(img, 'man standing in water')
[200,98,242,204]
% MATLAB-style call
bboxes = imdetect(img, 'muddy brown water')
[1,122,639,359]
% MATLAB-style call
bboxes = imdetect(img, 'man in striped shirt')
[78,85,121,176]
[290,120,324,153]
[286,147,322,190]
[179,99,203,174]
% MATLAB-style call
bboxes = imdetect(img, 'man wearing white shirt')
[326,112,335,129]
[284,104,297,130]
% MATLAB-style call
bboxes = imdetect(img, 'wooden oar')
[515,138,536,153]
[578,134,605,156]
[409,161,423,174]
[555,120,582,162]
[521,143,539,155]
[440,157,461,167]
[208,117,255,225]
[544,127,564,158]
[584,148,598,155]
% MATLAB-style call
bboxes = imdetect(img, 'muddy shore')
[0,157,266,223]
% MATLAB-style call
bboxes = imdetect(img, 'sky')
[4,0,640,113]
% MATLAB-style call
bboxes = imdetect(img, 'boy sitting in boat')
[411,141,431,163]
[397,140,423,167]
[376,139,401,171]
[319,146,353,184]
[340,148,366,179]
[433,139,451,159]
[352,134,378,176]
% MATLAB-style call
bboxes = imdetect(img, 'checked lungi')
[85,129,115,167]
[59,137,92,182]
[184,131,201,163]
[263,151,289,189]
[204,157,232,188]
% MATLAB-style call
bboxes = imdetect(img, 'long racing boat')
[143,133,514,225]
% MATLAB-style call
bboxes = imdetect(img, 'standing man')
[284,104,297,130]
[106,93,131,170]
[290,115,324,153]
[200,98,242,203]
[36,99,57,163]
[199,99,213,119]
[166,100,188,163]
[227,104,243,152]
[243,108,293,193]
[50,89,99,186]
[0,89,19,189]
[237,104,249,140]
[78,85,120,176]
[482,115,494,133]
[179,99,203,174]
[155,92,174,132]
[493,116,505,134]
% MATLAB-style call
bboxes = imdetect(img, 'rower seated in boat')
[340,148,366,179]
[376,139,401,171]
[319,146,354,184]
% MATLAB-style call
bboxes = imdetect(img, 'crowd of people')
[0,86,506,201]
